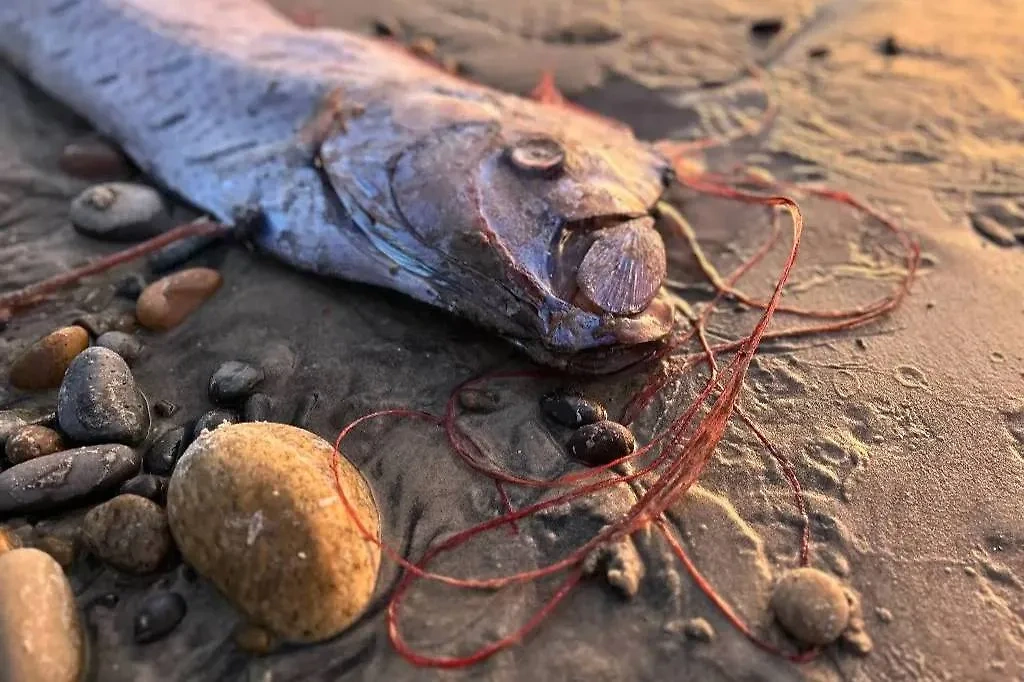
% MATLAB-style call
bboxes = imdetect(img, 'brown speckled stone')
[83,494,172,574]
[8,326,89,390]
[0,548,84,682]
[5,425,64,465]
[167,422,380,643]
[136,268,222,331]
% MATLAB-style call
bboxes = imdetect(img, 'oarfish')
[0,0,677,372]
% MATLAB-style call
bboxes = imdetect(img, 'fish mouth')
[549,212,666,316]
[519,210,675,373]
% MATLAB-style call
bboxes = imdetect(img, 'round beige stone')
[0,548,84,682]
[9,326,89,390]
[770,567,851,646]
[167,422,380,643]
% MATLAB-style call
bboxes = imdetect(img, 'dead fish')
[0,0,675,372]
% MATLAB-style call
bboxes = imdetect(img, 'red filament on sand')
[329,140,919,667]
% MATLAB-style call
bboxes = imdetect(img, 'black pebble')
[290,392,319,429]
[242,393,273,422]
[57,347,151,445]
[808,46,830,59]
[88,593,120,610]
[191,409,237,441]
[0,444,140,514]
[144,427,185,476]
[566,420,636,467]
[458,388,501,414]
[372,18,400,37]
[134,591,187,644]
[120,474,169,505]
[750,18,784,38]
[147,234,220,274]
[114,274,147,300]
[879,35,902,55]
[95,331,144,365]
[540,389,608,428]
[153,400,178,418]
[209,361,264,405]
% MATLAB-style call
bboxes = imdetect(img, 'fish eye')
[506,137,565,178]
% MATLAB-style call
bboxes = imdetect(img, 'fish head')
[325,88,677,372]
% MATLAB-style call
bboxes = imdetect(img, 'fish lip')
[515,286,675,374]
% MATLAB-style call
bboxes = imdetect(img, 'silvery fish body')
[0,0,675,371]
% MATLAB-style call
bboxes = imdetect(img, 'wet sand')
[1,0,1022,680]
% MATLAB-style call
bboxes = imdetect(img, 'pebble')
[290,392,320,429]
[89,593,120,610]
[83,494,172,574]
[540,389,607,428]
[9,326,90,390]
[71,310,136,338]
[95,331,144,365]
[69,182,169,242]
[209,361,264,405]
[242,393,273,422]
[134,591,187,644]
[0,413,27,449]
[371,17,402,37]
[167,422,380,642]
[136,267,222,330]
[567,420,636,466]
[57,347,150,445]
[0,549,85,682]
[770,567,851,646]
[147,235,220,275]
[0,444,140,514]
[750,17,784,38]
[58,139,130,180]
[682,617,716,642]
[234,623,275,654]
[33,535,77,568]
[114,273,147,300]
[879,35,902,56]
[458,388,501,414]
[840,591,873,655]
[5,425,64,465]
[120,474,169,505]
[153,400,179,418]
[191,409,237,442]
[144,427,185,476]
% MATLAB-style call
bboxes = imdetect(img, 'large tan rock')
[0,548,84,682]
[167,422,380,643]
